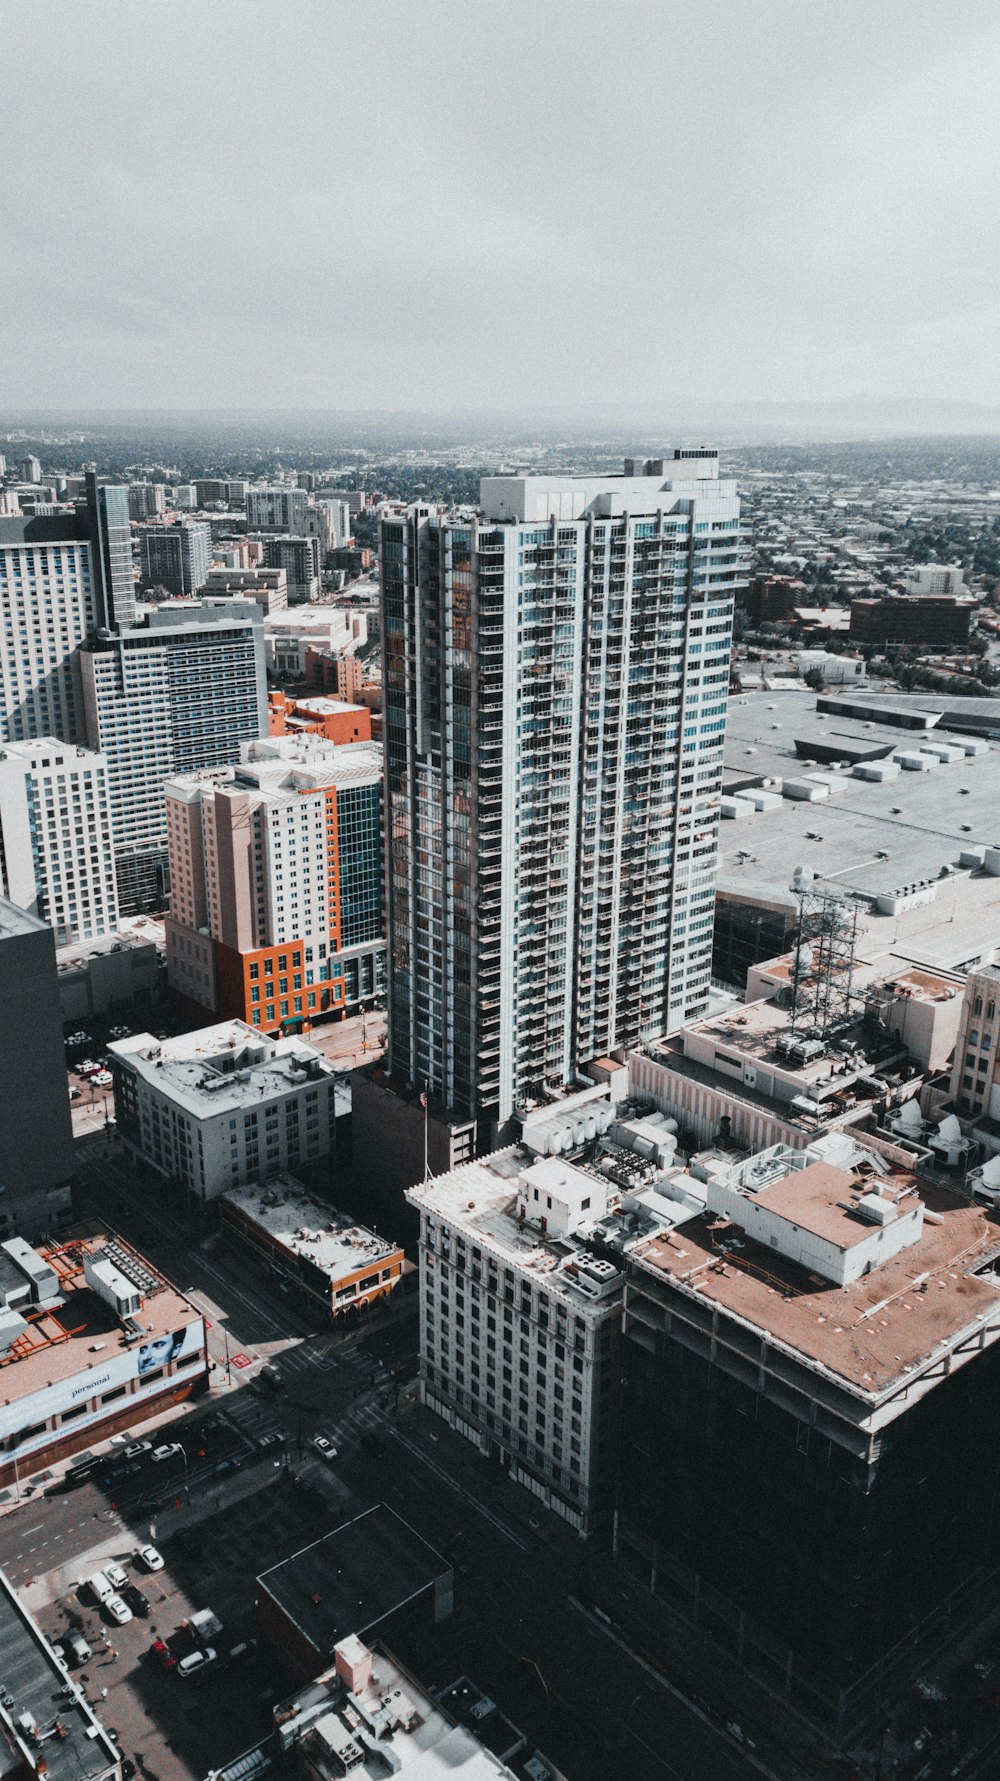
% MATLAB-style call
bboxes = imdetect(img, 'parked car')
[256,1431,284,1451]
[311,1435,338,1462]
[122,1584,149,1617]
[149,1637,175,1671]
[66,1629,92,1664]
[177,1647,217,1679]
[123,1442,151,1460]
[104,1562,128,1592]
[87,1571,114,1606]
[92,1071,113,1086]
[136,1544,164,1572]
[69,1087,81,1100]
[213,1456,240,1476]
[151,1443,183,1463]
[105,1594,132,1626]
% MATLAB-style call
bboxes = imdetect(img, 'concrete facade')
[0,738,119,943]
[0,901,74,1241]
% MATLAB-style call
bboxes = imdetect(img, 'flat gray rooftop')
[721,691,1000,901]
[0,1571,118,1780]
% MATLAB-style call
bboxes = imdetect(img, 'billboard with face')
[0,1317,206,1459]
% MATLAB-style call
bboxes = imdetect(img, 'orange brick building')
[220,1179,405,1322]
[268,689,371,743]
[165,740,384,1035]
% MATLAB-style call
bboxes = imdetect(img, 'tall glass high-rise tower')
[381,451,747,1133]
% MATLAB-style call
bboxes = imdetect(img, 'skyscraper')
[80,601,268,913]
[246,487,310,533]
[164,735,384,1032]
[0,738,118,943]
[0,478,134,744]
[0,899,75,1240]
[382,453,745,1138]
[139,519,212,599]
[85,472,135,629]
[262,534,321,605]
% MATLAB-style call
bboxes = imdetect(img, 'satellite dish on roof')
[937,1114,962,1143]
[792,865,812,893]
[980,1155,1000,1188]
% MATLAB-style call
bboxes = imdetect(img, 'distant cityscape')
[1,415,1000,1781]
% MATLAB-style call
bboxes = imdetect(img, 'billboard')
[0,1316,206,1459]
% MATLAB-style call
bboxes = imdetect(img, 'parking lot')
[37,1461,339,1778]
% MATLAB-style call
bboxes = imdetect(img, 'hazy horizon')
[4,0,999,414]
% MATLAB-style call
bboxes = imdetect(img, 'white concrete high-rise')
[382,451,746,1135]
[0,739,119,944]
[245,487,310,533]
[0,479,134,745]
[80,601,268,914]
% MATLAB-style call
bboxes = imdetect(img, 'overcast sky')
[2,0,999,413]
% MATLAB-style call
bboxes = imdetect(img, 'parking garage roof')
[721,690,1000,902]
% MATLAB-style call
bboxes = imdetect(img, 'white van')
[87,1570,114,1606]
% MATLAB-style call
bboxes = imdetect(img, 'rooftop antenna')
[788,871,859,1040]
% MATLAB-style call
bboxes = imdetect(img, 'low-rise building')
[257,1503,453,1679]
[220,1177,404,1322]
[630,994,904,1154]
[201,565,289,613]
[903,562,967,597]
[263,606,367,678]
[406,1094,697,1536]
[849,592,977,648]
[271,1635,557,1780]
[0,1568,120,1779]
[110,1020,338,1201]
[267,691,371,744]
[0,1232,207,1486]
[54,920,162,1022]
[618,1138,1000,1732]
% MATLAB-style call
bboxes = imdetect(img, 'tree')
[804,666,826,691]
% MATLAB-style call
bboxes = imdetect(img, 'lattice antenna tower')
[788,869,860,1040]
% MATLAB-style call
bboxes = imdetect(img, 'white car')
[105,1593,132,1626]
[92,1070,113,1086]
[105,1562,128,1592]
[177,1646,216,1678]
[136,1545,164,1572]
[87,1571,114,1605]
[151,1443,182,1463]
[123,1442,151,1460]
[311,1435,338,1462]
